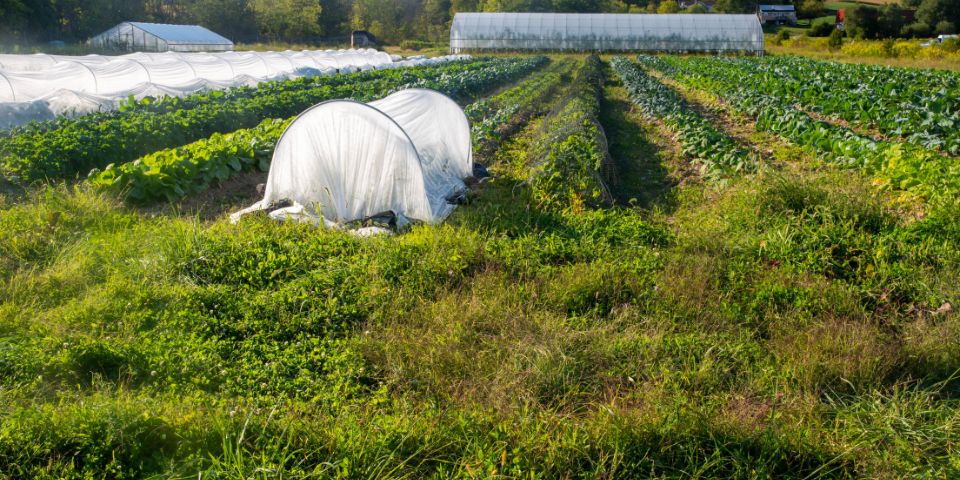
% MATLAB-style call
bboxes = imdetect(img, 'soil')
[143,169,268,222]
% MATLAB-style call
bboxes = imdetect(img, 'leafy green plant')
[465,59,571,158]
[828,28,844,50]
[1,57,537,183]
[676,55,960,156]
[612,56,757,181]
[88,57,547,203]
[528,55,614,213]
[646,55,960,203]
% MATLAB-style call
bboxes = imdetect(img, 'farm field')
[1,52,959,478]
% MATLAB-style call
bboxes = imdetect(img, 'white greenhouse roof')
[450,13,764,53]
[124,22,233,45]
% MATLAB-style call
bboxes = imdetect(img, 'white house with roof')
[89,22,234,53]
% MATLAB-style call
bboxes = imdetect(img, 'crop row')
[88,57,548,203]
[465,59,574,158]
[683,56,960,156]
[611,57,755,181]
[528,55,613,212]
[0,57,526,182]
[644,55,960,202]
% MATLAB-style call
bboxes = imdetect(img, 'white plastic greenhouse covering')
[0,50,468,129]
[231,88,472,227]
[450,13,764,53]
[90,22,234,53]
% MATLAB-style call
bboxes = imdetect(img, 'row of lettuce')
[610,56,756,181]
[691,56,960,156]
[0,57,543,183]
[88,56,547,203]
[465,59,574,158]
[641,55,959,203]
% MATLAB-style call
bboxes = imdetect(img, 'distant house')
[758,5,798,26]
[679,0,714,11]
[351,30,377,48]
[89,22,233,52]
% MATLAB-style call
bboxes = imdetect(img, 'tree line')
[842,0,959,38]
[0,0,762,45]
[1,0,953,46]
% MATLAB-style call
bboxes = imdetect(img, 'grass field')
[766,34,960,70]
[1,52,959,478]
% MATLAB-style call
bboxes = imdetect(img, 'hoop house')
[90,22,234,53]
[450,13,764,54]
[232,89,472,226]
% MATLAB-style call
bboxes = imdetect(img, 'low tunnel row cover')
[0,52,470,130]
[231,88,472,226]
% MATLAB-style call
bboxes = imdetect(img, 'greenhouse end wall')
[450,13,764,54]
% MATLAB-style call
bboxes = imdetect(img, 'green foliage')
[398,39,436,50]
[656,0,680,13]
[807,20,836,37]
[88,118,289,203]
[528,55,614,212]
[250,0,323,40]
[87,56,546,204]
[916,0,960,36]
[773,29,791,45]
[828,27,844,49]
[0,58,491,182]
[612,56,757,181]
[711,0,754,13]
[796,0,824,19]
[647,55,960,203]
[942,36,960,52]
[2,56,960,479]
[684,55,960,156]
[464,57,564,157]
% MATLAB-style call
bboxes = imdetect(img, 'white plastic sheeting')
[450,13,764,53]
[231,89,472,227]
[0,50,469,129]
[90,22,234,53]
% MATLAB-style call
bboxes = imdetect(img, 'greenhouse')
[231,88,472,227]
[450,13,764,53]
[89,22,234,53]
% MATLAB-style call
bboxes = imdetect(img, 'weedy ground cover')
[0,55,958,478]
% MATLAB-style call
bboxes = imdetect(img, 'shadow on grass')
[599,68,677,213]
